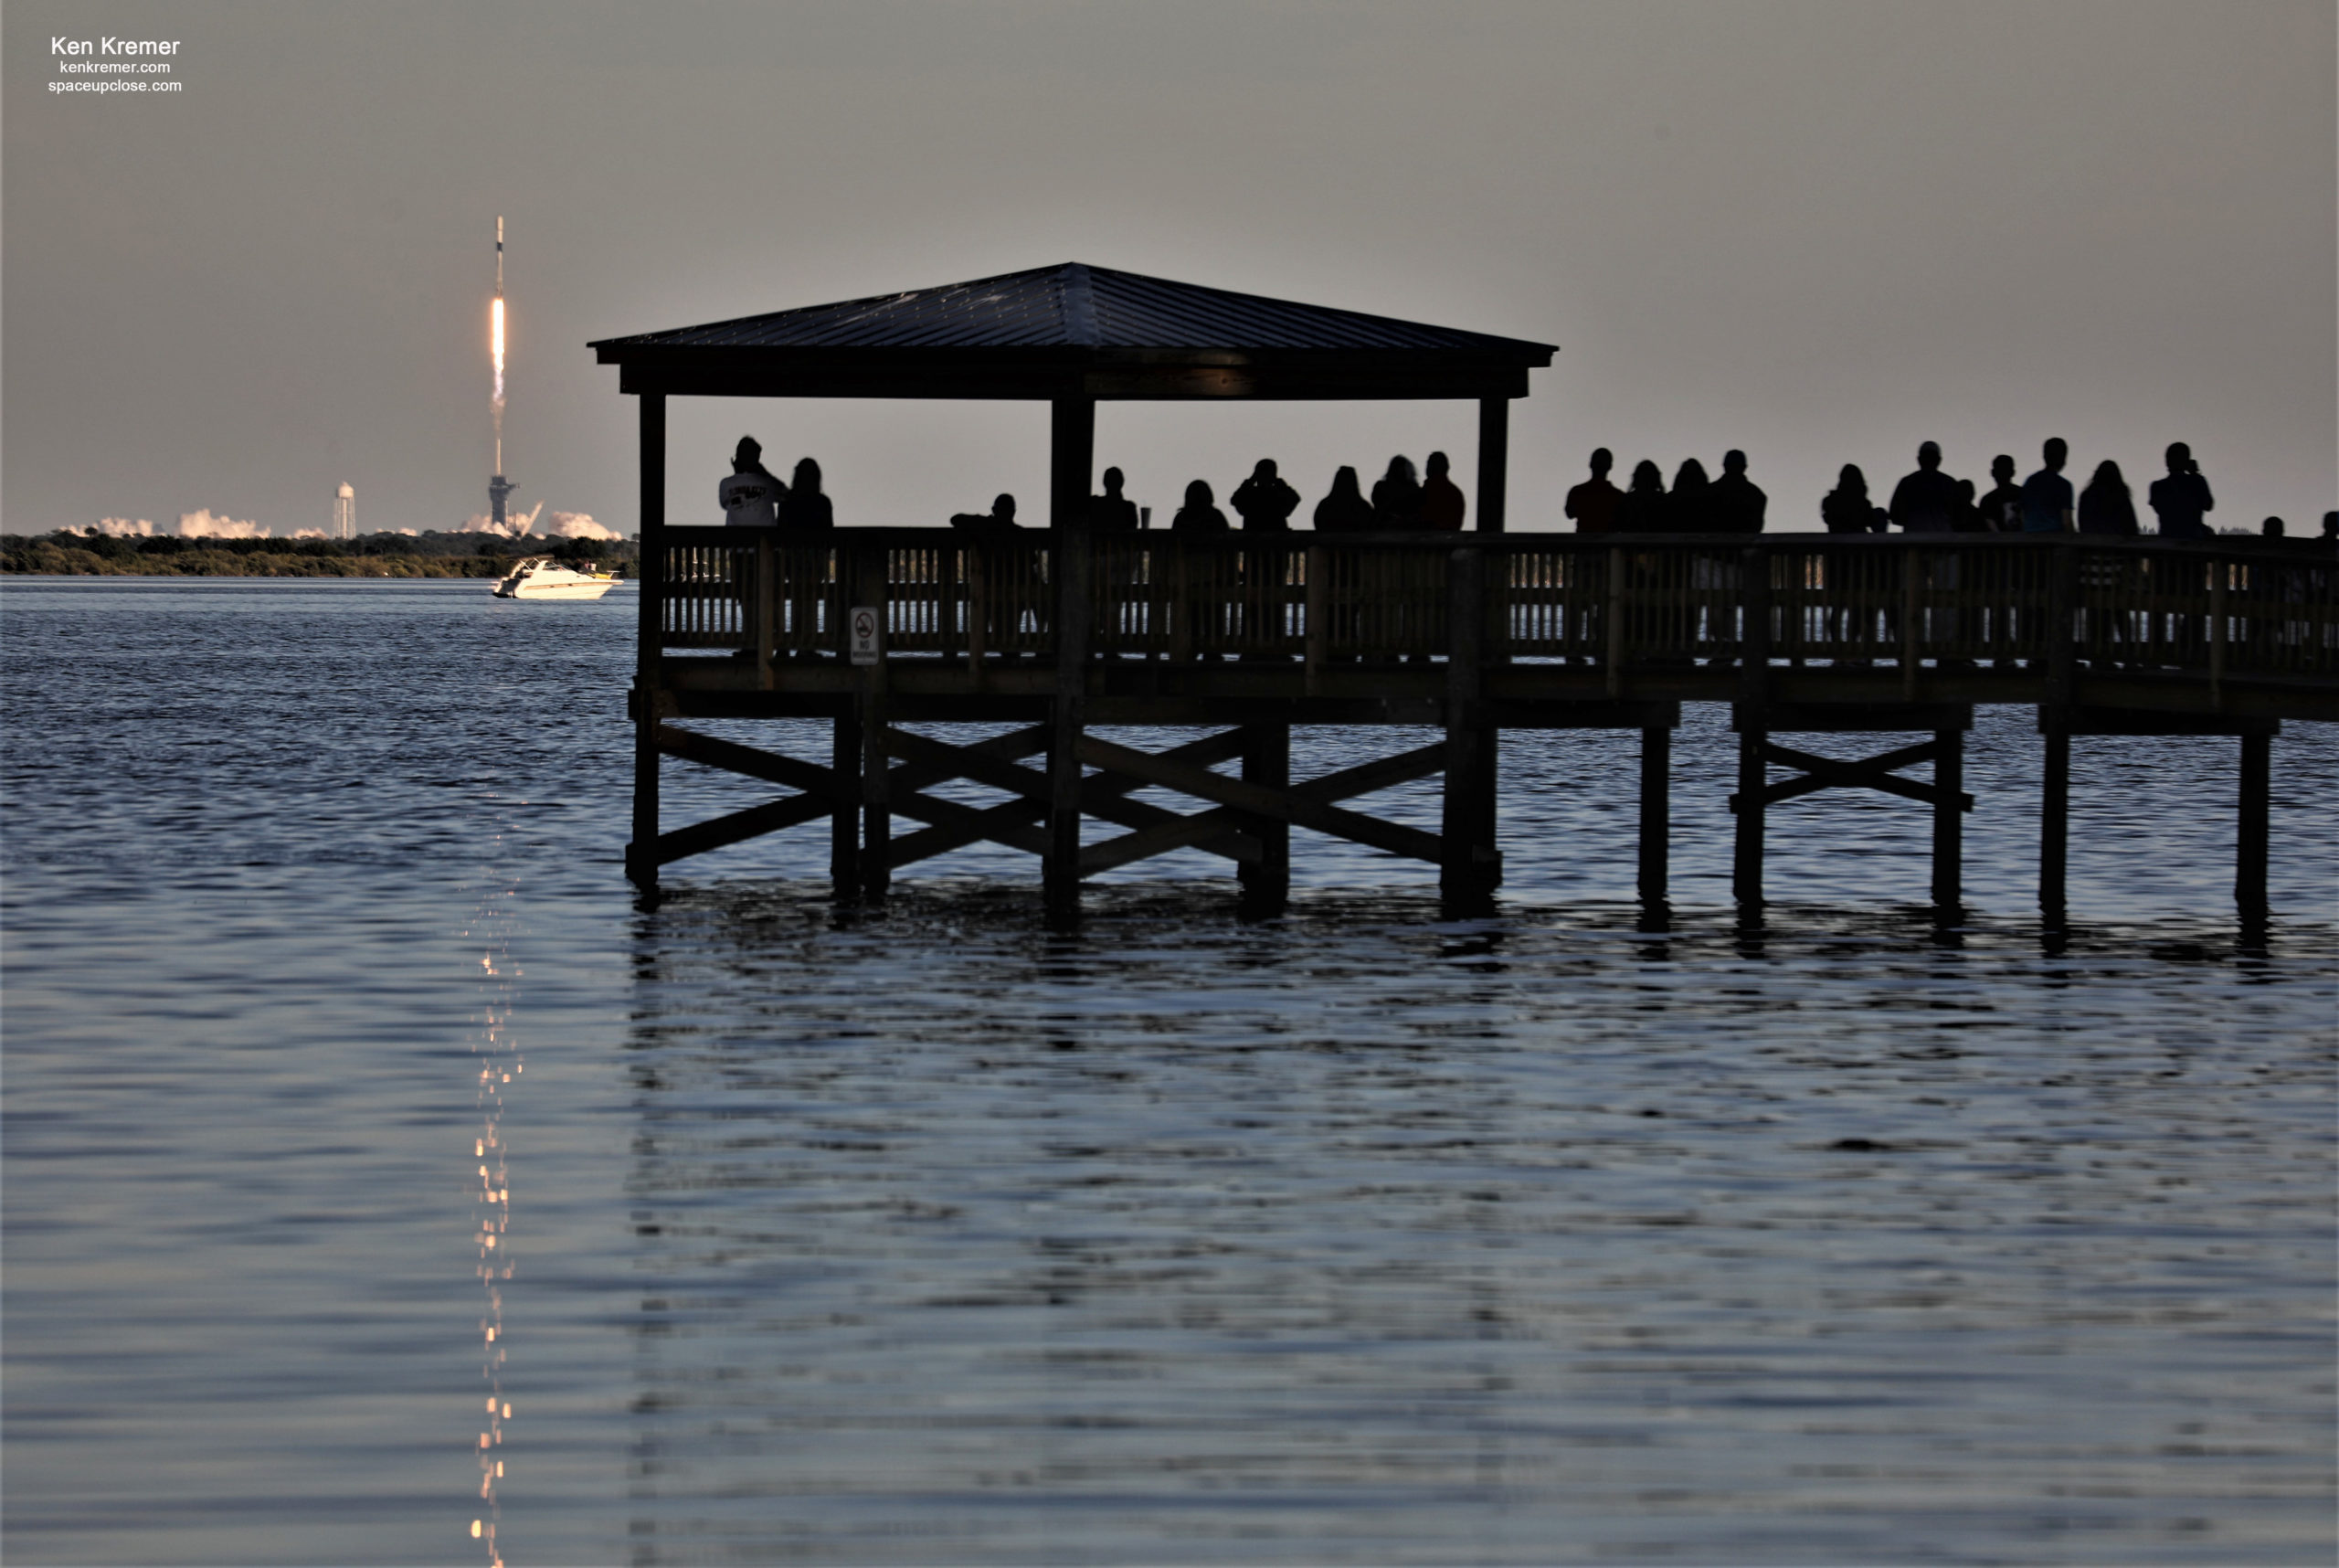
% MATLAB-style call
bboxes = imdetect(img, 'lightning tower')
[488,217,515,530]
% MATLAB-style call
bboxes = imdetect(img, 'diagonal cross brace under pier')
[648,722,1052,869]
[1074,734,1452,865]
[1736,739,1975,812]
[883,728,1255,869]
[1080,739,1449,875]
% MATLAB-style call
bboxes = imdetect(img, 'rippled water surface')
[5,578,2334,1565]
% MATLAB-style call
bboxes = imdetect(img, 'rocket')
[489,216,515,528]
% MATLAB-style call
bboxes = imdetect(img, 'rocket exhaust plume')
[491,217,505,472]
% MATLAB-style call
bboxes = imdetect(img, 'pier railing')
[652,528,2338,682]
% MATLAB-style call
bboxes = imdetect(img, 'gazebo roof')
[589,262,1554,401]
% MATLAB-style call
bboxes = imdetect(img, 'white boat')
[492,557,623,599]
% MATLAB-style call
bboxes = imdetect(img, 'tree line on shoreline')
[0,530,640,578]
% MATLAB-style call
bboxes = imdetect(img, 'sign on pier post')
[849,606,883,666]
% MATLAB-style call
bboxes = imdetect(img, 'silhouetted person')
[950,493,1021,533]
[720,436,786,526]
[1371,456,1423,530]
[2078,461,2138,536]
[2021,438,2074,533]
[1419,451,1466,532]
[1565,448,1623,535]
[1659,458,1711,532]
[1709,450,1766,535]
[1617,460,1668,534]
[1089,466,1140,532]
[1172,478,1230,534]
[778,457,832,531]
[2146,443,2214,539]
[1821,465,1882,533]
[1889,442,1961,533]
[1313,466,1375,533]
[1976,455,2023,533]
[2323,512,2337,541]
[1229,460,1300,533]
[1953,476,1979,532]
[2261,516,2285,538]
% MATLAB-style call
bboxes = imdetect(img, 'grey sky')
[5,0,2332,538]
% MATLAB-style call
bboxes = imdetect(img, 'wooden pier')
[621,527,2333,923]
[592,263,2334,924]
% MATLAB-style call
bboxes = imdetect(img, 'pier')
[593,265,2334,923]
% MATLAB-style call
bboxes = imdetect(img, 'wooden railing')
[649,528,2339,681]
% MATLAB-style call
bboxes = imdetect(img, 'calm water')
[4,577,2334,1566]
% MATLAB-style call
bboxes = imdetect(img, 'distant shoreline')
[1,534,634,579]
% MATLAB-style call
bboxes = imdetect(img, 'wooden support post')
[831,704,862,900]
[1050,397,1095,535]
[2237,730,2270,916]
[1732,724,1766,907]
[1441,548,1498,912]
[1476,397,1508,535]
[1739,546,1773,691]
[1044,525,1092,926]
[1932,726,1963,912]
[1238,723,1291,916]
[855,546,892,902]
[625,389,666,891]
[2208,562,2229,710]
[754,532,775,687]
[1638,726,1670,907]
[1604,547,1627,697]
[1304,545,1328,694]
[2046,542,2079,705]
[2039,726,2069,925]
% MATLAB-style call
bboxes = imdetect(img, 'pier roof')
[589,262,1554,400]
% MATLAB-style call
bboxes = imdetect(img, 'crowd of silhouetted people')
[723,430,2332,542]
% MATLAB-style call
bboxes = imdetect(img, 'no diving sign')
[849,606,883,665]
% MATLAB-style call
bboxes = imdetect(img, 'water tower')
[333,482,355,540]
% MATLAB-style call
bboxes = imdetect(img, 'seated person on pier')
[1565,449,1622,534]
[1171,479,1230,534]
[1708,450,1767,535]
[950,493,1022,534]
[2146,443,2215,540]
[1230,460,1300,532]
[1419,451,1466,532]
[1089,467,1140,532]
[1312,466,1376,533]
[719,437,787,526]
[1371,456,1424,530]
[1976,455,2023,532]
[1888,442,1962,533]
[778,457,833,531]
